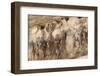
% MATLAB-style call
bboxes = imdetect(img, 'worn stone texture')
[28,15,88,60]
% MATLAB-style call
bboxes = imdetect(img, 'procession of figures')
[28,15,88,60]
